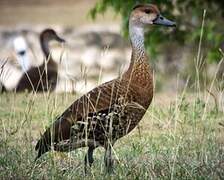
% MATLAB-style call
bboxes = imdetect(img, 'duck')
[35,4,176,172]
[15,29,65,92]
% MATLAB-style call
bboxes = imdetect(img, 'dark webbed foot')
[84,146,96,174]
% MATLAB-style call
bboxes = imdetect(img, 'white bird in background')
[13,36,31,72]
[0,59,23,91]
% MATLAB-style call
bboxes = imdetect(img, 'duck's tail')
[35,130,52,160]
[35,116,73,160]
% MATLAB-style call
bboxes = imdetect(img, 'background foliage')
[90,0,224,63]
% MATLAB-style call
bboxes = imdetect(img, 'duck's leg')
[84,146,96,174]
[104,144,114,173]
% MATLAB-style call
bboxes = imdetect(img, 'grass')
[0,91,224,179]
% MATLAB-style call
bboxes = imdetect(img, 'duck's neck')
[40,37,57,69]
[125,22,149,74]
[122,22,152,89]
[130,24,145,56]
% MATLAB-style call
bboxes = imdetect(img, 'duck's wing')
[35,78,135,159]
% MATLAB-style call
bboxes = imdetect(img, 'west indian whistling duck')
[35,4,176,172]
[16,29,65,92]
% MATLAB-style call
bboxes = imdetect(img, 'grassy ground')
[0,91,223,179]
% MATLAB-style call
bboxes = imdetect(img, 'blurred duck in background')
[16,29,65,92]
[0,29,65,92]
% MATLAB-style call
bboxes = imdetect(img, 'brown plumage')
[16,29,65,92]
[35,4,176,172]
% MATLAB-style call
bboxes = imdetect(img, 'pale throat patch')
[129,22,146,62]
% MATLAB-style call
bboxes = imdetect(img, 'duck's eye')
[145,9,151,14]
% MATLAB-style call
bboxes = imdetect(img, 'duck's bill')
[56,36,66,43]
[153,15,176,27]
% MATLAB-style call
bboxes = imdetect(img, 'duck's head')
[40,29,65,43]
[130,4,176,28]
